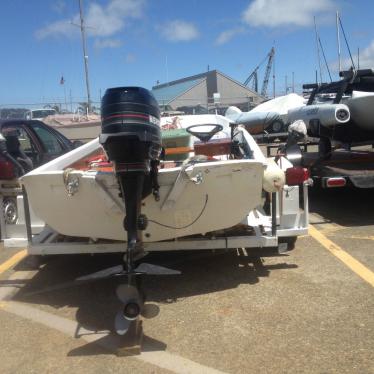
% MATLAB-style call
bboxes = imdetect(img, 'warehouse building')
[151,70,264,115]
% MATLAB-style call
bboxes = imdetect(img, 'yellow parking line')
[309,225,374,288]
[0,250,27,274]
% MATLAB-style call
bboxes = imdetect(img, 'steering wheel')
[186,124,223,142]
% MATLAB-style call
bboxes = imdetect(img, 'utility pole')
[78,0,92,113]
[69,89,73,113]
[63,84,67,111]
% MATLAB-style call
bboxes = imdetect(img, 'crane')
[244,47,275,97]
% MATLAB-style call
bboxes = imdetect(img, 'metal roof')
[152,78,205,104]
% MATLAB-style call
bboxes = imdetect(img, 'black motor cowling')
[100,86,161,165]
[99,87,161,260]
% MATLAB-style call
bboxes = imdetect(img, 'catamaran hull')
[287,103,350,129]
[343,91,374,130]
[305,93,374,143]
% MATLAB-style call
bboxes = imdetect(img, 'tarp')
[251,93,305,116]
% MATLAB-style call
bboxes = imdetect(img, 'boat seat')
[194,138,232,157]
[162,128,192,161]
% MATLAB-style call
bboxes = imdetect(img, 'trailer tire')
[268,120,283,133]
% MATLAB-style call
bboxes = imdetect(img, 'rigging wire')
[338,16,356,71]
[318,37,332,82]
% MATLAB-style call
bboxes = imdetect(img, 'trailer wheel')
[3,197,18,225]
[268,120,283,133]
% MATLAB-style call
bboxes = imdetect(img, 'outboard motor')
[100,87,161,260]
[79,87,179,340]
[99,87,169,338]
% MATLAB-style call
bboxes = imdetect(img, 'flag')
[60,75,65,85]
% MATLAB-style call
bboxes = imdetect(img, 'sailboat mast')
[272,47,275,98]
[336,11,342,74]
[314,16,323,84]
[78,0,92,112]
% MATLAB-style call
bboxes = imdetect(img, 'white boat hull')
[22,114,277,242]
[22,160,264,242]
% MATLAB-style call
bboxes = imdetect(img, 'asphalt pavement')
[0,186,373,373]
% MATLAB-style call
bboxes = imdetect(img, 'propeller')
[115,284,141,335]
[114,283,161,335]
[76,262,179,336]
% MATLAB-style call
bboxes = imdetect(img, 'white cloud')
[35,18,78,39]
[215,27,245,45]
[160,20,199,42]
[94,38,122,49]
[35,0,145,39]
[242,0,335,28]
[332,39,374,71]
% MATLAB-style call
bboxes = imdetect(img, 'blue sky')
[1,0,374,107]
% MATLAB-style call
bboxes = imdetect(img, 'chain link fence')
[0,101,101,120]
[0,93,264,120]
